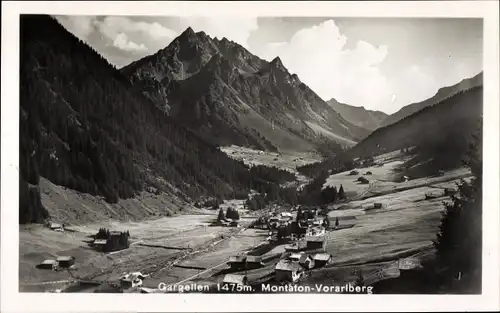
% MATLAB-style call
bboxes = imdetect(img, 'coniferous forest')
[18,15,292,224]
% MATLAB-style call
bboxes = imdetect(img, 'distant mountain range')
[381,72,483,127]
[122,27,369,152]
[299,75,483,178]
[326,99,388,131]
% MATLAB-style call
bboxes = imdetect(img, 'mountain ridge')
[121,28,370,152]
[381,72,483,127]
[326,99,388,131]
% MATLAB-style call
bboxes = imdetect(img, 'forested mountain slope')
[381,72,483,127]
[19,15,273,223]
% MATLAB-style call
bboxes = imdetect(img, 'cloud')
[113,33,148,52]
[255,19,393,111]
[55,15,97,41]
[97,16,177,41]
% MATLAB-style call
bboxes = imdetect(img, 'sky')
[56,16,483,114]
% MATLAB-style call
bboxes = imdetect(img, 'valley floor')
[19,149,473,293]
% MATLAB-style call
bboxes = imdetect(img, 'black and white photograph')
[2,1,499,312]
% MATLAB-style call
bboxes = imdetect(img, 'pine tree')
[338,185,345,199]
[335,217,339,227]
[225,207,233,220]
[233,209,240,220]
[430,128,482,293]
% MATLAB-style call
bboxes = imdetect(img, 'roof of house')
[56,256,75,261]
[40,259,57,264]
[290,252,304,258]
[313,253,332,261]
[299,254,312,264]
[246,255,262,263]
[285,241,307,250]
[223,274,247,285]
[228,255,246,263]
[49,223,63,228]
[306,236,325,243]
[398,257,422,270]
[275,260,304,272]
[93,239,108,245]
[337,215,357,220]
[121,272,147,281]
[109,231,123,236]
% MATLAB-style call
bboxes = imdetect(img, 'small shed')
[222,274,248,286]
[373,203,383,209]
[313,253,333,268]
[56,256,75,268]
[48,222,64,231]
[444,188,456,196]
[425,192,441,200]
[398,257,423,278]
[357,176,369,184]
[36,259,57,270]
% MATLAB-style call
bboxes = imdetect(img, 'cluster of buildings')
[275,252,333,283]
[227,255,265,271]
[220,206,334,288]
[91,229,130,253]
[36,256,76,270]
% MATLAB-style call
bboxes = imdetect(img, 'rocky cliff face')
[122,28,369,152]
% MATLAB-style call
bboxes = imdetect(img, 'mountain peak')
[270,56,285,69]
[180,27,197,38]
[196,30,207,38]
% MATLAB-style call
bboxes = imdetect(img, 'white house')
[120,272,148,289]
